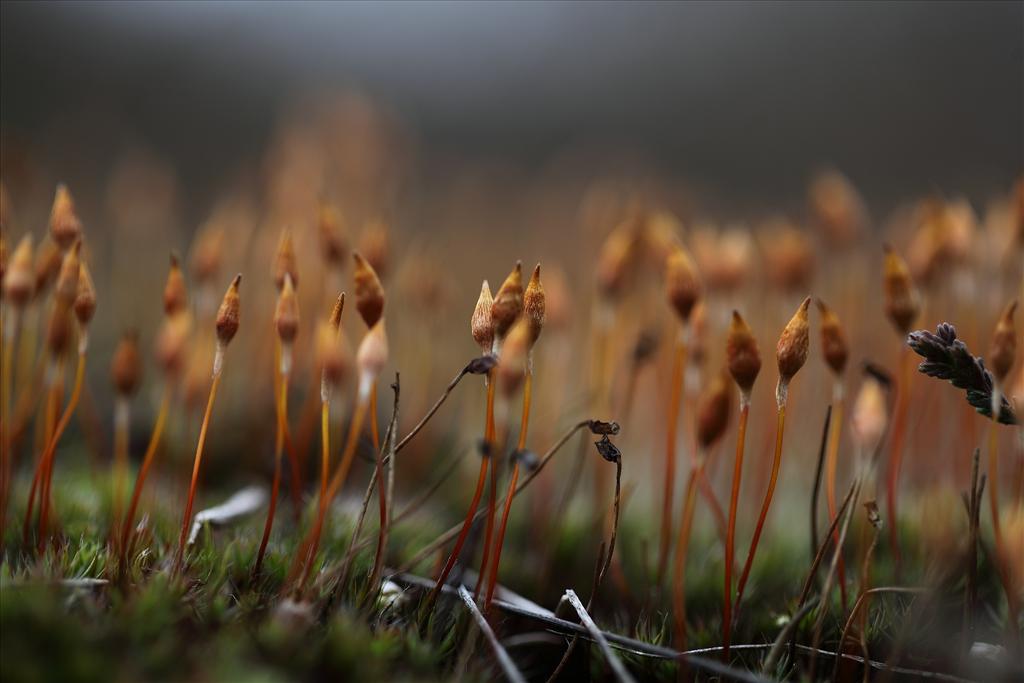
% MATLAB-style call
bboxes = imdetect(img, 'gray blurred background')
[2,0,1022,222]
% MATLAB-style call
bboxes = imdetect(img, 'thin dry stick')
[32,352,85,546]
[366,375,400,602]
[457,585,527,683]
[833,587,926,683]
[119,386,171,569]
[658,334,687,585]
[564,588,637,683]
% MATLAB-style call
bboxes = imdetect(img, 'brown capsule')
[49,184,82,250]
[471,280,495,353]
[273,228,299,291]
[596,222,637,298]
[352,251,385,328]
[73,261,97,326]
[726,310,761,394]
[359,218,390,279]
[497,317,530,397]
[163,252,188,316]
[696,369,734,450]
[155,312,192,377]
[816,299,848,375]
[491,261,524,342]
[882,245,920,335]
[665,244,701,323]
[45,300,73,356]
[215,274,242,346]
[316,320,349,388]
[111,330,142,397]
[329,292,346,331]
[33,237,62,296]
[274,273,300,343]
[54,240,82,306]
[990,300,1018,383]
[523,263,546,348]
[190,225,225,284]
[318,203,347,266]
[777,297,811,382]
[2,234,34,306]
[356,319,389,387]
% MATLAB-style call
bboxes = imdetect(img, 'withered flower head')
[273,228,299,291]
[329,292,346,331]
[274,272,300,343]
[727,310,761,394]
[816,298,848,375]
[352,251,385,328]
[777,297,811,383]
[155,312,192,377]
[3,234,34,306]
[49,184,82,250]
[471,279,494,353]
[491,261,524,342]
[356,319,389,391]
[851,372,888,454]
[990,300,1018,383]
[523,263,546,347]
[190,225,225,284]
[54,240,82,306]
[33,237,62,297]
[163,252,188,316]
[883,245,920,334]
[359,218,390,278]
[45,301,73,356]
[665,244,701,323]
[696,370,734,450]
[111,330,142,397]
[318,203,347,266]
[73,261,97,326]
[497,317,530,396]
[215,274,241,346]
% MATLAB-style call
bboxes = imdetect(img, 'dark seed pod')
[594,435,621,463]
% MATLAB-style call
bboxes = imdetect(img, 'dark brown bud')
[665,244,701,323]
[215,274,241,346]
[2,234,34,306]
[696,369,734,449]
[587,419,621,436]
[273,228,298,291]
[352,251,385,328]
[73,261,97,326]
[777,297,811,382]
[471,280,494,353]
[491,261,524,341]
[883,245,920,335]
[274,273,299,343]
[594,435,621,463]
[726,310,761,394]
[49,184,82,250]
[111,330,142,397]
[523,263,546,347]
[465,355,498,376]
[163,252,187,316]
[816,298,848,375]
[990,300,1017,383]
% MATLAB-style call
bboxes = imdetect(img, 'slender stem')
[275,340,303,522]
[422,452,489,617]
[254,367,288,576]
[367,398,391,597]
[885,347,911,576]
[658,336,687,586]
[484,459,520,612]
[318,399,330,527]
[370,382,380,453]
[111,396,131,544]
[173,368,223,574]
[474,373,498,600]
[723,397,750,660]
[32,352,84,549]
[825,387,848,610]
[297,394,368,592]
[516,369,533,451]
[734,397,787,618]
[672,464,701,652]
[120,385,171,570]
[0,311,22,537]
[395,367,468,452]
[832,587,925,683]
